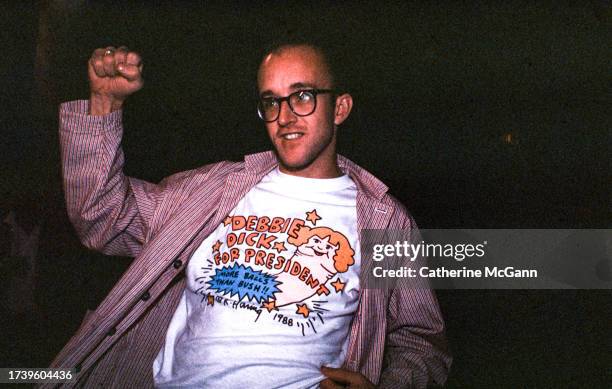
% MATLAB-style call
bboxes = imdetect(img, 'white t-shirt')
[153,168,361,388]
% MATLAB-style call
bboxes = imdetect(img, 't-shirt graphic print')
[154,168,360,389]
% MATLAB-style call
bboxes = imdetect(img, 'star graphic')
[262,300,278,312]
[331,278,346,293]
[206,294,215,306]
[212,240,222,252]
[305,209,321,225]
[296,303,310,318]
[316,284,330,296]
[223,216,232,226]
[273,241,287,253]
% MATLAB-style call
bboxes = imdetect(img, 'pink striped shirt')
[45,100,451,388]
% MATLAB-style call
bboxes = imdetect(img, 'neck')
[279,150,342,178]
[279,163,342,178]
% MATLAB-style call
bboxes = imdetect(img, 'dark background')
[1,1,610,387]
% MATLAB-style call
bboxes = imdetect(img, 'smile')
[280,132,303,140]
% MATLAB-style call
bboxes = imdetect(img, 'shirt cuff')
[59,100,123,134]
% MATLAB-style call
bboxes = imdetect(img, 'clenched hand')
[88,46,143,115]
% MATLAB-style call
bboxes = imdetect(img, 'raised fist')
[88,46,143,114]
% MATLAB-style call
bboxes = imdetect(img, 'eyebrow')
[260,82,319,98]
[290,82,317,90]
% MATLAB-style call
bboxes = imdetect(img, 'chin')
[276,152,313,172]
[280,161,309,172]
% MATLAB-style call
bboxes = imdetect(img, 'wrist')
[89,93,124,116]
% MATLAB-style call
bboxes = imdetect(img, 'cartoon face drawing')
[299,235,339,275]
[302,235,338,258]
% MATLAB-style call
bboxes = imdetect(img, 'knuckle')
[127,52,141,63]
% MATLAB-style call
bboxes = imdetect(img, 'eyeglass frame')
[257,89,335,122]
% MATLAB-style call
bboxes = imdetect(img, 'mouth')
[313,249,326,256]
[278,132,304,141]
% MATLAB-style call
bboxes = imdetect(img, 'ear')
[333,93,353,126]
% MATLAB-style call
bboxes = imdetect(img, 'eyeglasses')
[257,89,334,122]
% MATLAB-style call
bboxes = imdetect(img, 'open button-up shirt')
[45,101,451,388]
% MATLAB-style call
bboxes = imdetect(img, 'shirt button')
[106,327,116,336]
[172,259,182,269]
[141,291,151,301]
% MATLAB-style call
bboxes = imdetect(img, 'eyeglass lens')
[259,90,316,122]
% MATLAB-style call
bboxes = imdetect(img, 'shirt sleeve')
[59,100,164,258]
[378,210,452,388]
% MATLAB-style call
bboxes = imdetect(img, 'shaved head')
[258,45,335,98]
[258,40,346,93]
[259,44,336,91]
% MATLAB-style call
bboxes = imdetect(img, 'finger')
[91,47,106,59]
[114,46,129,66]
[320,366,358,384]
[89,54,106,78]
[89,48,107,77]
[319,378,344,389]
[116,63,142,81]
[126,51,142,66]
[102,46,116,76]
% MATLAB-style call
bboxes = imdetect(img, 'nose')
[277,99,296,127]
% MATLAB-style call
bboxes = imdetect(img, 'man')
[48,42,450,388]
